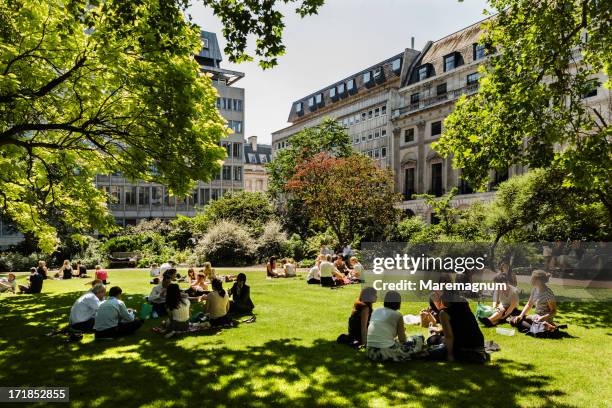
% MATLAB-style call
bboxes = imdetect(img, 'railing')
[393,83,480,118]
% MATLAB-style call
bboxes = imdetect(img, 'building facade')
[272,49,421,189]
[244,136,271,192]
[95,31,246,226]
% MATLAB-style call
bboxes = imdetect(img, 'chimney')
[248,135,257,151]
[411,37,415,49]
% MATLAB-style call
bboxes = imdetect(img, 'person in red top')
[95,265,109,284]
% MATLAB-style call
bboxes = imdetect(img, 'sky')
[189,0,491,144]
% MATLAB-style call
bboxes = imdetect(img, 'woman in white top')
[283,258,297,277]
[307,256,323,284]
[349,257,364,282]
[480,273,520,327]
[366,291,424,362]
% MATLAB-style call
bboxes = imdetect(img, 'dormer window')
[347,78,356,93]
[473,43,486,60]
[308,97,315,107]
[363,71,374,87]
[444,54,456,72]
[417,65,429,81]
[392,58,401,73]
[329,87,337,100]
[373,67,383,79]
[338,82,346,95]
[315,93,324,107]
[202,38,209,49]
[295,102,303,113]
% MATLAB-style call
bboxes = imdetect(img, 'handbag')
[140,303,153,320]
[475,302,495,320]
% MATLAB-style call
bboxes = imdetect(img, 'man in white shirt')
[94,286,143,339]
[69,283,106,332]
[0,273,17,293]
[148,276,171,317]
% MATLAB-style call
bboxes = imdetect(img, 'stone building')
[244,136,271,192]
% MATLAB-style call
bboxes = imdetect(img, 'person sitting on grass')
[511,270,557,331]
[306,256,322,284]
[266,256,284,278]
[203,278,231,327]
[202,262,216,281]
[95,265,109,284]
[75,261,89,278]
[283,258,297,277]
[150,263,161,278]
[319,255,345,287]
[148,275,171,317]
[0,273,17,294]
[94,286,143,339]
[366,291,424,362]
[37,260,48,280]
[59,260,73,280]
[338,287,377,348]
[428,292,487,363]
[334,255,349,276]
[164,283,191,333]
[349,257,364,283]
[186,268,197,285]
[69,283,106,332]
[187,272,210,297]
[479,274,520,327]
[18,268,43,294]
[229,273,254,315]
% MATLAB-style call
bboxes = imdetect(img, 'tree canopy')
[435,0,611,221]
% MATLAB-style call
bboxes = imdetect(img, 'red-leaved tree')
[285,152,400,246]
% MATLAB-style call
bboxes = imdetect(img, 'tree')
[199,190,275,233]
[435,0,611,221]
[0,0,227,252]
[414,188,460,236]
[285,152,400,247]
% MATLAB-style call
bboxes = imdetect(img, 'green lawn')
[0,269,611,407]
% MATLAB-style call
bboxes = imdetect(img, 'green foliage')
[71,236,105,269]
[201,0,325,68]
[200,191,275,233]
[267,118,355,198]
[0,252,40,272]
[101,232,166,254]
[256,220,288,262]
[285,233,307,261]
[168,216,197,249]
[395,216,428,242]
[0,0,228,252]
[190,220,255,266]
[414,188,460,236]
[305,229,339,258]
[435,0,611,221]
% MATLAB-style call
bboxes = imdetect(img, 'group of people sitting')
[339,268,561,363]
[265,256,297,278]
[306,254,363,286]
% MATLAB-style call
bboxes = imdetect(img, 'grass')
[0,269,611,407]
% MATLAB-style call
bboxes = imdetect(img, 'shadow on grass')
[0,292,577,408]
[556,300,612,329]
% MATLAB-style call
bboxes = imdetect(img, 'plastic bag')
[140,303,153,320]
[475,302,495,319]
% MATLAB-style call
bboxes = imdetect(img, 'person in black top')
[428,292,486,363]
[59,260,73,280]
[18,268,44,294]
[229,273,254,315]
[36,261,48,280]
[337,287,377,348]
[75,261,88,278]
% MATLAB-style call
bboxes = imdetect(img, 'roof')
[244,144,272,165]
[196,31,223,67]
[286,50,420,123]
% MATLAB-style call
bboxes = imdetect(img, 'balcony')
[392,83,480,119]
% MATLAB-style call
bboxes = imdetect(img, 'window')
[368,110,373,119]
[583,80,599,98]
[259,154,268,163]
[222,165,232,180]
[361,134,367,142]
[373,67,383,80]
[234,99,243,111]
[363,71,372,84]
[374,131,380,139]
[348,116,354,125]
[404,128,415,143]
[354,136,360,145]
[211,189,220,201]
[233,143,241,158]
[361,112,367,121]
[381,106,387,115]
[374,149,380,159]
[295,102,303,113]
[473,43,486,60]
[315,93,323,104]
[368,133,373,140]
[338,83,346,94]
[431,121,442,136]
[431,163,443,196]
[381,147,387,158]
[467,72,480,85]
[404,168,415,199]
[436,83,447,96]
[151,186,162,206]
[444,54,456,72]
[346,79,355,92]
[202,38,209,49]
[374,107,380,117]
[308,97,315,108]
[329,87,336,99]
[248,153,256,163]
[138,186,150,205]
[233,166,242,181]
[381,129,387,137]
[216,98,221,108]
[418,65,428,81]
[410,93,420,105]
[125,187,136,206]
[392,58,401,72]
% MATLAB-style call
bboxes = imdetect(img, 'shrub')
[285,233,307,261]
[0,252,42,272]
[101,232,166,254]
[305,229,339,257]
[201,191,275,234]
[72,236,106,268]
[190,220,255,266]
[256,220,288,262]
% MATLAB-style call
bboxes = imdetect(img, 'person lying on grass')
[479,273,520,327]
[427,292,487,363]
[229,273,254,315]
[69,283,106,332]
[0,273,17,294]
[94,286,143,339]
[338,287,377,348]
[511,270,557,331]
[366,291,425,362]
